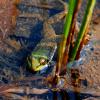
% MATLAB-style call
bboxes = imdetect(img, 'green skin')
[27,36,58,71]
[27,53,49,71]
[27,42,57,71]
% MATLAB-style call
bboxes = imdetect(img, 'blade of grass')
[55,0,77,76]
[60,0,82,75]
[75,25,89,60]
[69,0,96,62]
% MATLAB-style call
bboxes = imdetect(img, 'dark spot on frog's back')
[26,21,43,50]
[49,9,62,17]
[30,21,43,42]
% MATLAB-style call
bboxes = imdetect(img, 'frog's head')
[27,52,49,72]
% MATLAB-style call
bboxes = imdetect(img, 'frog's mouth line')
[33,64,48,71]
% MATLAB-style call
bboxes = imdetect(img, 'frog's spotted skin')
[27,0,68,72]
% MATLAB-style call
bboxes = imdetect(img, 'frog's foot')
[17,0,67,21]
[43,0,80,38]
[15,0,49,21]
[43,0,68,38]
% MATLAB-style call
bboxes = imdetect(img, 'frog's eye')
[39,58,47,65]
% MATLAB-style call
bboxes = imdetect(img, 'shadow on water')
[9,21,43,49]
[32,90,100,100]
[8,21,43,62]
[0,20,44,84]
[58,90,100,100]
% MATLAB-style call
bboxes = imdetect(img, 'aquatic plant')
[56,0,77,76]
[49,0,96,91]
[61,0,82,74]
[69,0,96,61]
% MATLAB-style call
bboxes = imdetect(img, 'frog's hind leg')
[43,0,68,38]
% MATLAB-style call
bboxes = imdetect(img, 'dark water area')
[0,0,100,99]
[14,90,98,100]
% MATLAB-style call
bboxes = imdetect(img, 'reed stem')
[69,0,96,61]
[62,0,82,68]
[56,0,77,75]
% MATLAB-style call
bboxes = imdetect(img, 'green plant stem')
[65,0,82,63]
[56,0,77,75]
[69,0,96,62]
[60,0,82,75]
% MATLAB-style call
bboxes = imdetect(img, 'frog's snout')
[27,56,49,72]
[32,57,48,71]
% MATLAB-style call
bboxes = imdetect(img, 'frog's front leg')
[43,0,68,38]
